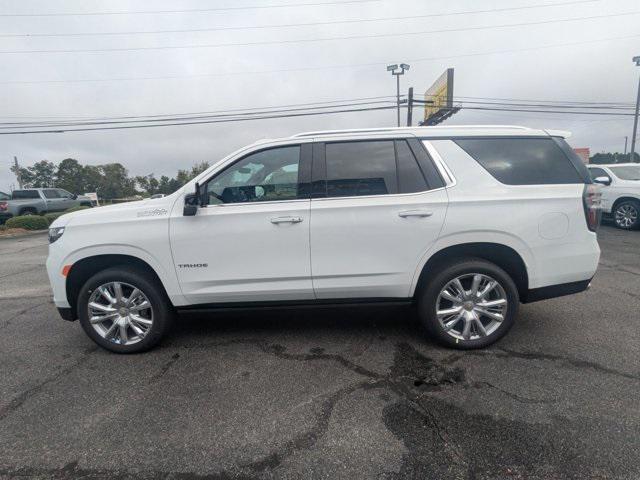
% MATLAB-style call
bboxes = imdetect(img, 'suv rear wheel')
[613,200,639,230]
[417,258,518,349]
[77,267,174,353]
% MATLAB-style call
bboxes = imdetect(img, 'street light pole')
[387,63,410,127]
[631,56,640,162]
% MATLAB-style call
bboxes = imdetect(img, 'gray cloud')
[1,0,638,192]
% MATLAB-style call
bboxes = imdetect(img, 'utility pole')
[624,136,628,155]
[13,156,22,189]
[386,63,410,127]
[631,56,640,162]
[407,87,414,127]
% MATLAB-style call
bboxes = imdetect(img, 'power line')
[0,104,400,135]
[0,99,399,128]
[0,0,380,17]
[0,95,400,122]
[0,0,598,38]
[2,32,638,87]
[452,95,634,106]
[2,12,637,54]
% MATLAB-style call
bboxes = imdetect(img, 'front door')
[170,143,314,305]
[309,138,448,299]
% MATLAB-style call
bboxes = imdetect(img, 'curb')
[0,230,48,241]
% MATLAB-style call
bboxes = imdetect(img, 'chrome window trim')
[310,186,447,202]
[202,198,310,208]
[421,140,456,187]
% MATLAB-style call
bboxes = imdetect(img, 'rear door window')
[43,189,60,199]
[325,141,397,197]
[455,138,583,185]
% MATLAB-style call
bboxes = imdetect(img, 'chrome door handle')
[398,210,433,218]
[270,216,303,224]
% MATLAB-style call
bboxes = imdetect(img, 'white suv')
[46,126,601,353]
[587,163,640,229]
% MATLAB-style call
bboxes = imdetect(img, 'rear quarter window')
[11,190,40,199]
[454,137,584,185]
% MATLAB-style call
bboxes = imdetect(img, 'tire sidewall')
[614,201,640,230]
[77,267,171,353]
[418,258,519,349]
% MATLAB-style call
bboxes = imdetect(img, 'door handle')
[398,210,433,218]
[270,216,303,224]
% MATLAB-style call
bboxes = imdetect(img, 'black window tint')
[588,167,609,181]
[325,141,397,197]
[455,138,583,185]
[43,189,60,199]
[395,140,428,193]
[11,190,40,199]
[206,146,300,204]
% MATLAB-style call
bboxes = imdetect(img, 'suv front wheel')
[417,258,519,349]
[77,267,174,353]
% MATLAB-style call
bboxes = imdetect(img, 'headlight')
[48,226,65,244]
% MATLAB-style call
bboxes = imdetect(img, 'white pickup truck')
[587,163,640,229]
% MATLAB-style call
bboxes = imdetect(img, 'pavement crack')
[492,348,640,382]
[0,264,43,280]
[148,352,181,383]
[0,300,51,331]
[0,346,98,422]
[470,381,551,404]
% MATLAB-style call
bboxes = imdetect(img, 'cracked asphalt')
[0,225,639,479]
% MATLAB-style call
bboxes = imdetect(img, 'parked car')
[587,163,640,229]
[150,194,166,199]
[0,188,93,223]
[0,191,9,201]
[46,126,601,353]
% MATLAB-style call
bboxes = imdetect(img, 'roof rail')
[291,125,536,138]
[292,127,404,138]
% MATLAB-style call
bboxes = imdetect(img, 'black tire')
[613,200,640,230]
[417,258,519,350]
[77,267,174,353]
[19,208,37,216]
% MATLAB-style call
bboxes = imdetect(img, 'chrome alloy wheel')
[615,204,638,228]
[436,273,508,341]
[87,281,154,346]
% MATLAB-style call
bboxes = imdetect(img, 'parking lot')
[0,225,638,479]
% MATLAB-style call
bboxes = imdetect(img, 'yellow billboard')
[424,68,454,124]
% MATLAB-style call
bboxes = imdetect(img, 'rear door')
[42,189,65,212]
[309,137,448,299]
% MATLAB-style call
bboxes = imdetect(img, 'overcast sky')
[0,0,639,192]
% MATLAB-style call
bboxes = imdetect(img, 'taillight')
[582,184,602,232]
[0,202,7,211]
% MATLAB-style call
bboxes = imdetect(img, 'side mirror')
[593,176,611,186]
[72,194,78,200]
[183,182,201,216]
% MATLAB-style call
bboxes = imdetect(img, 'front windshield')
[610,166,640,181]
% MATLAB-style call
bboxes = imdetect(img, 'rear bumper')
[57,307,77,321]
[522,278,591,303]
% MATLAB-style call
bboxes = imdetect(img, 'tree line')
[10,159,209,199]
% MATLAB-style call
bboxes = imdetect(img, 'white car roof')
[289,125,571,140]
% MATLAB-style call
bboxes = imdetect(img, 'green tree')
[590,152,640,164]
[96,163,136,199]
[135,174,160,196]
[56,158,85,194]
[14,160,57,188]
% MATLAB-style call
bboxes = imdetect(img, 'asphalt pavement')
[0,225,639,479]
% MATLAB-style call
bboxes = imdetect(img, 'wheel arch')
[612,196,640,211]
[412,242,529,301]
[65,254,172,318]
